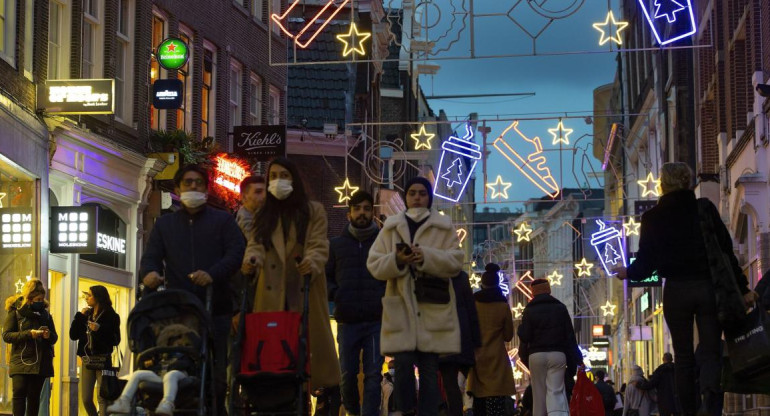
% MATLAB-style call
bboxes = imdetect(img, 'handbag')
[724,306,770,378]
[569,369,606,416]
[82,354,110,371]
[99,350,126,401]
[413,277,450,304]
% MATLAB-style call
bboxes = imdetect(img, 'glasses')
[181,178,206,186]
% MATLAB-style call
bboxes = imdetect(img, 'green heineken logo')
[157,38,189,70]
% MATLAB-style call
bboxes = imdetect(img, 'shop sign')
[50,206,98,254]
[628,256,662,287]
[97,233,126,254]
[156,37,189,70]
[0,208,34,252]
[80,204,127,269]
[214,154,249,195]
[152,79,184,109]
[41,79,114,114]
[232,125,287,161]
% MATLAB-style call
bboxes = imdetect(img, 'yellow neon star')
[623,217,641,236]
[0,192,6,208]
[548,120,574,145]
[334,178,359,203]
[637,172,662,197]
[593,11,629,46]
[410,124,435,150]
[601,300,617,316]
[512,302,525,319]
[336,23,371,57]
[15,279,24,294]
[469,273,481,289]
[575,258,594,277]
[547,270,563,286]
[486,175,512,199]
[513,222,533,242]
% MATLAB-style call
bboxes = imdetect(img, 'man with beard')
[326,191,386,416]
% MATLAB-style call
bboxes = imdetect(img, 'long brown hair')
[253,157,310,251]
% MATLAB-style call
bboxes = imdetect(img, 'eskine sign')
[233,125,287,161]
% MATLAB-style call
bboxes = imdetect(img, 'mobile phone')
[396,243,413,255]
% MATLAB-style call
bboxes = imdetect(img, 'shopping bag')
[99,367,126,401]
[724,307,770,378]
[569,369,605,416]
[721,356,770,394]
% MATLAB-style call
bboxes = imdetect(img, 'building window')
[82,0,103,78]
[48,0,69,80]
[249,74,261,125]
[202,45,216,139]
[0,0,17,65]
[229,60,242,132]
[176,29,193,132]
[115,0,133,123]
[268,85,280,125]
[150,14,166,130]
[251,0,262,21]
[23,0,33,78]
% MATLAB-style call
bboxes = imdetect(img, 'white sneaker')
[154,399,175,415]
[106,396,132,414]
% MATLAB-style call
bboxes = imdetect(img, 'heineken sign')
[157,38,189,70]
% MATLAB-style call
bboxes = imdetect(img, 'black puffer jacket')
[69,307,120,357]
[3,298,58,377]
[517,294,581,373]
[326,225,385,323]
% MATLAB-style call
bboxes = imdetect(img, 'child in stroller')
[107,323,200,415]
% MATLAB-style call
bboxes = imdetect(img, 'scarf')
[348,221,378,241]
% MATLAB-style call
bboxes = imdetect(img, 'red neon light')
[214,154,248,195]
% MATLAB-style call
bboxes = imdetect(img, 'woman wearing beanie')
[467,263,516,416]
[367,176,463,416]
[517,279,581,416]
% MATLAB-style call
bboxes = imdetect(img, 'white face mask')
[180,191,207,208]
[405,207,430,222]
[269,179,293,200]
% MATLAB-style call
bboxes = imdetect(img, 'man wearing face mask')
[139,164,245,414]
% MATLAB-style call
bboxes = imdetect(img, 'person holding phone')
[3,278,58,416]
[69,285,120,416]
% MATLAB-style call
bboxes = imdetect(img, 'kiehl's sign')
[233,125,287,162]
[40,79,115,114]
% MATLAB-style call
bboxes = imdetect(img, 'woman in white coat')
[623,366,653,416]
[367,177,463,416]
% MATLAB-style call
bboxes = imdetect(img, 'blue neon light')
[590,220,628,276]
[637,0,696,46]
[434,123,482,203]
[498,271,510,297]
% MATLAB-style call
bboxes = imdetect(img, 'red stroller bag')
[240,311,306,376]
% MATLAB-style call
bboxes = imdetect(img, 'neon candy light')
[637,0,696,46]
[469,273,481,289]
[271,0,351,49]
[411,124,435,150]
[334,178,359,203]
[513,222,533,242]
[515,271,535,300]
[637,172,662,197]
[512,302,525,319]
[214,154,249,195]
[434,123,482,203]
[336,23,371,57]
[548,120,573,146]
[498,272,510,296]
[508,348,531,375]
[486,175,512,200]
[601,300,617,316]
[493,121,560,198]
[547,270,563,286]
[0,192,5,207]
[593,11,629,46]
[591,220,628,276]
[456,228,467,247]
[623,217,641,236]
[575,258,594,277]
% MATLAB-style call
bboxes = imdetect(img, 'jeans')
[117,370,187,406]
[393,351,439,416]
[439,362,469,416]
[212,314,230,415]
[529,351,568,416]
[663,280,721,415]
[338,321,383,416]
[81,364,106,416]
[38,378,50,416]
[11,374,45,416]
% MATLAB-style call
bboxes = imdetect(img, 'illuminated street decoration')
[493,121,560,198]
[623,217,641,236]
[601,300,617,316]
[470,273,481,290]
[456,228,467,247]
[0,192,5,208]
[587,346,607,362]
[574,258,594,277]
[547,270,563,286]
[637,0,696,46]
[411,125,435,150]
[513,367,523,381]
[637,172,662,197]
[498,272,510,296]
[434,123,482,203]
[214,154,249,195]
[336,23,371,57]
[515,271,535,300]
[271,0,351,49]
[15,279,24,294]
[548,120,573,145]
[486,175,512,200]
[602,123,619,171]
[334,178,359,203]
[593,11,629,46]
[512,302,525,319]
[591,220,628,276]
[513,222,533,242]
[508,348,531,375]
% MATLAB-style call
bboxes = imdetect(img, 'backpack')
[239,311,306,376]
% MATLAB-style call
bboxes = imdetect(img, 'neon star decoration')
[469,273,481,290]
[591,220,628,276]
[336,23,371,57]
[593,11,629,46]
[512,302,525,319]
[547,270,563,286]
[623,217,641,236]
[486,175,512,200]
[0,192,5,208]
[14,279,24,294]
[515,271,535,300]
[601,300,617,317]
[334,179,359,204]
[637,172,662,197]
[637,0,696,46]
[411,125,435,151]
[271,0,351,49]
[548,120,573,146]
[513,223,533,242]
[434,123,482,203]
[575,258,594,277]
[493,121,560,198]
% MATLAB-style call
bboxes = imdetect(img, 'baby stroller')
[229,264,311,415]
[125,287,215,416]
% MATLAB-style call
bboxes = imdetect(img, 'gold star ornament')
[601,300,617,317]
[486,175,512,199]
[547,270,563,286]
[575,258,594,277]
[623,217,641,236]
[337,23,371,57]
[548,120,573,145]
[513,222,533,242]
[512,302,526,319]
[593,11,629,46]
[334,178,359,203]
[637,172,662,197]
[410,124,435,150]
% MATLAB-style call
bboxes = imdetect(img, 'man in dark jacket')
[139,164,245,414]
[594,370,617,416]
[637,353,679,416]
[326,191,385,416]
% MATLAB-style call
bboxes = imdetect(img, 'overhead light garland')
[334,178,359,204]
[548,120,573,145]
[623,217,641,236]
[547,270,563,286]
[493,121,560,198]
[637,172,662,197]
[337,23,371,57]
[601,300,617,317]
[593,11,629,46]
[456,228,467,247]
[271,0,351,49]
[575,258,594,277]
[512,302,526,319]
[637,0,696,46]
[515,271,535,300]
[469,273,481,290]
[411,124,435,150]
[591,220,627,276]
[513,222,533,242]
[434,123,481,203]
